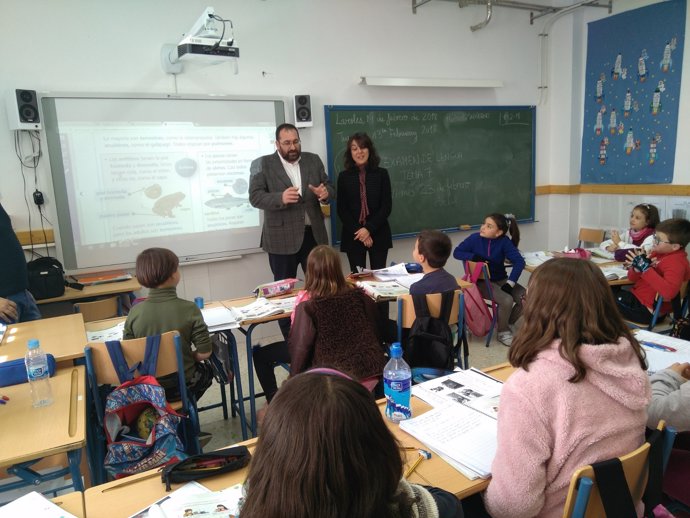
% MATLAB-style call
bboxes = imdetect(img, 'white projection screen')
[42,94,286,273]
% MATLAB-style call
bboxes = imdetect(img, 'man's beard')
[280,148,301,163]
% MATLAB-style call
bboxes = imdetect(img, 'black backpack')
[26,256,65,300]
[404,291,455,371]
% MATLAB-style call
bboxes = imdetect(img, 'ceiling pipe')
[470,0,493,31]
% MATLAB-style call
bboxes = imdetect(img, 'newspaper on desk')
[228,297,293,321]
[358,263,424,289]
[402,368,504,480]
[86,321,126,342]
[635,329,690,374]
[128,481,244,518]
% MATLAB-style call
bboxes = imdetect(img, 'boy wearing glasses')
[615,218,690,325]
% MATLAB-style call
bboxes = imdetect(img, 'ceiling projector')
[161,7,239,74]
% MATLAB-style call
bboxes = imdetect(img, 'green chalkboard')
[325,106,535,243]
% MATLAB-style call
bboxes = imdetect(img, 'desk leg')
[67,449,84,492]
[244,323,259,438]
[225,330,248,441]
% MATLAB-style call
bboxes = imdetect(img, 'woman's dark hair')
[343,132,381,170]
[240,371,412,518]
[304,245,350,298]
[633,203,660,229]
[487,212,520,247]
[509,258,646,382]
[135,247,179,288]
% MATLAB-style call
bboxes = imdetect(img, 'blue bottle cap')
[28,339,39,350]
[390,342,403,358]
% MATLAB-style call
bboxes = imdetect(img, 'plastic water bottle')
[25,339,53,407]
[384,342,412,422]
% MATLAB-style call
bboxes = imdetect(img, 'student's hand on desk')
[282,186,300,205]
[0,297,18,323]
[668,362,690,380]
[606,244,618,252]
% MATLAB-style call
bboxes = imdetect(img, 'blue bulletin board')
[580,0,685,184]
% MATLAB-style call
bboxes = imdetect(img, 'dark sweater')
[409,268,459,295]
[288,289,386,378]
[336,166,392,252]
[0,203,28,297]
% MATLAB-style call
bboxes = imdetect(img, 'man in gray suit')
[249,123,335,294]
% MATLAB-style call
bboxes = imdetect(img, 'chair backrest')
[562,421,674,518]
[578,228,605,248]
[85,330,182,386]
[397,289,462,330]
[74,296,120,322]
[464,260,490,281]
[562,442,651,518]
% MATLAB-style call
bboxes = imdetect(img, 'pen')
[640,341,677,353]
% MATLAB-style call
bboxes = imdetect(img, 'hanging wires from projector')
[209,13,233,50]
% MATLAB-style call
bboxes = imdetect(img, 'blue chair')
[84,331,201,484]
[624,282,689,333]
[396,288,468,373]
[563,421,676,518]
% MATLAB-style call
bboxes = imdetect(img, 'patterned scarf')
[358,165,370,225]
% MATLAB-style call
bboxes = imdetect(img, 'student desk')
[83,362,515,516]
[0,366,87,494]
[52,491,85,518]
[36,278,141,305]
[524,258,633,286]
[0,313,87,365]
[219,295,292,439]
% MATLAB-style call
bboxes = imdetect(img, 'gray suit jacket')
[249,151,335,255]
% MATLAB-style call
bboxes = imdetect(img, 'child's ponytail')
[505,213,520,248]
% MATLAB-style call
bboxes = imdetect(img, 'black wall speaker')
[6,89,41,130]
[293,94,313,128]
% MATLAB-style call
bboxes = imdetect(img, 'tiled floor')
[199,331,511,451]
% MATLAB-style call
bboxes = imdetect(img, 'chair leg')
[219,382,229,420]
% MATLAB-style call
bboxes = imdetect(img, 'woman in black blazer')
[336,133,393,273]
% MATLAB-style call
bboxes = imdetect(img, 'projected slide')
[61,124,266,245]
[43,96,285,271]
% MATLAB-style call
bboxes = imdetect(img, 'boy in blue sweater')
[453,213,525,346]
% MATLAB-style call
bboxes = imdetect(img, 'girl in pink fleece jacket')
[483,258,651,518]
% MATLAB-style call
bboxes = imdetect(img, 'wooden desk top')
[0,366,86,468]
[84,363,516,516]
[0,313,86,363]
[37,278,141,305]
[52,491,85,518]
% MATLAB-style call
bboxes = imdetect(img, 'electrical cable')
[210,14,233,50]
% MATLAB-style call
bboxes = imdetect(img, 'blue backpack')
[102,336,187,479]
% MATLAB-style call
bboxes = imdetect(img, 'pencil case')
[552,248,592,260]
[160,445,251,490]
[0,354,56,387]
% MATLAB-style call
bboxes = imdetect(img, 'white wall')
[1,0,686,309]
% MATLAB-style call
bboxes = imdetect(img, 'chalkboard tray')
[325,105,536,243]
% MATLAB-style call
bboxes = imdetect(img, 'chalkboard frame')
[325,105,536,244]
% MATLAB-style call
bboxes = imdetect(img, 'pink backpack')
[462,262,495,337]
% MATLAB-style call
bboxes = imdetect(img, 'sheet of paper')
[400,404,497,477]
[86,321,125,342]
[0,491,78,518]
[523,251,552,268]
[394,273,424,289]
[201,306,240,331]
[635,329,690,373]
[362,262,409,278]
[412,368,503,417]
